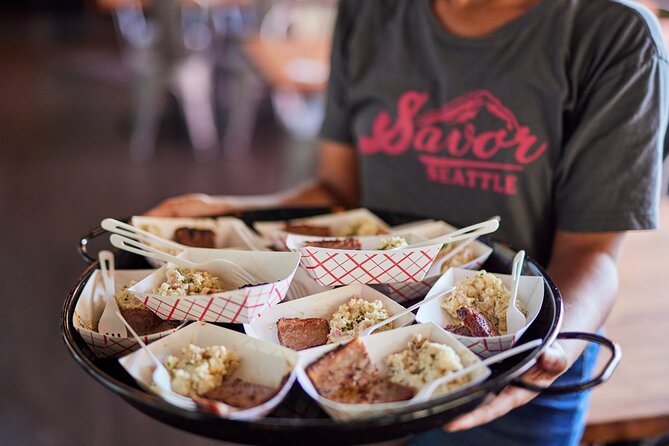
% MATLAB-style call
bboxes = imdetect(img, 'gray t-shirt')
[320,0,668,265]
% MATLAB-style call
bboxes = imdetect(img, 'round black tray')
[62,207,619,445]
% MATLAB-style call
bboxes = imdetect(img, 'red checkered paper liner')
[73,269,182,358]
[128,248,301,324]
[415,268,544,358]
[285,234,441,286]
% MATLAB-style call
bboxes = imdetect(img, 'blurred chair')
[107,0,225,162]
[241,0,335,140]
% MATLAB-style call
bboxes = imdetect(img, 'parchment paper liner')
[118,322,298,420]
[128,248,300,323]
[415,268,544,358]
[295,322,490,421]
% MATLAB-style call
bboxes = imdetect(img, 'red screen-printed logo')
[358,90,547,195]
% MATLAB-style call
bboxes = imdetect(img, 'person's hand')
[144,193,233,217]
[445,342,569,432]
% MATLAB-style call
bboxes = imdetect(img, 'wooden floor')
[0,12,316,446]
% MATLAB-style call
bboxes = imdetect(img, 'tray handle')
[511,332,621,395]
[79,217,134,263]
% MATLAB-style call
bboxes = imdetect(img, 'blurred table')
[582,197,669,443]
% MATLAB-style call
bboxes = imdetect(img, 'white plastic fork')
[410,338,543,403]
[401,218,500,250]
[97,250,127,338]
[116,311,197,411]
[109,234,258,286]
[101,218,187,252]
[506,250,527,334]
[360,287,457,337]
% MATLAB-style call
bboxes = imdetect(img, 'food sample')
[283,223,332,236]
[116,285,181,335]
[163,344,239,397]
[339,219,386,237]
[305,238,362,250]
[173,227,216,248]
[306,338,414,404]
[163,344,283,409]
[456,306,500,337]
[153,268,225,296]
[277,317,330,351]
[377,236,408,250]
[436,243,478,272]
[328,298,391,343]
[203,377,282,409]
[440,270,526,334]
[385,334,470,394]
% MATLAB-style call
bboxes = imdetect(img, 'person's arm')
[144,140,360,217]
[446,230,625,431]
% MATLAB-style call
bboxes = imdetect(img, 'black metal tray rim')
[61,254,561,429]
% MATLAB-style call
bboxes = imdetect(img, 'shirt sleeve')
[319,0,357,145]
[555,12,669,232]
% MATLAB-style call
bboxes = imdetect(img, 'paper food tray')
[377,221,493,302]
[130,216,267,267]
[128,248,300,323]
[377,242,493,303]
[118,322,298,420]
[253,208,390,251]
[73,269,182,358]
[415,268,544,357]
[295,322,489,421]
[243,283,415,349]
[285,234,441,286]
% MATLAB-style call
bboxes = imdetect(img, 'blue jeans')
[411,340,601,446]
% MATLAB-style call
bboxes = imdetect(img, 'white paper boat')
[285,233,441,286]
[73,269,182,358]
[243,284,415,349]
[128,248,300,323]
[415,268,544,357]
[118,322,298,420]
[295,322,490,420]
[253,208,390,251]
[130,216,267,267]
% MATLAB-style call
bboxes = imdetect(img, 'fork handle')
[407,218,499,249]
[110,234,194,268]
[101,218,186,252]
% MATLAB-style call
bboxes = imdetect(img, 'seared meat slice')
[305,238,362,250]
[306,339,413,404]
[173,227,216,248]
[277,317,330,351]
[119,308,180,336]
[284,223,332,236]
[456,306,500,337]
[203,377,280,409]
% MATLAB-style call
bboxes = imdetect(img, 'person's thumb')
[539,343,568,374]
